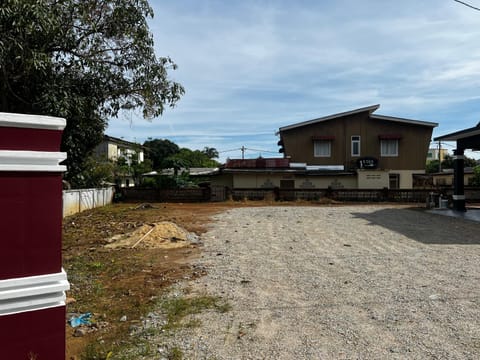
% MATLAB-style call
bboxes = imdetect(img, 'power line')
[430,141,456,148]
[246,148,280,154]
[218,148,241,153]
[454,0,480,11]
[219,146,280,155]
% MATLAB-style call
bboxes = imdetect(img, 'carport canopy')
[434,122,480,212]
[434,122,480,150]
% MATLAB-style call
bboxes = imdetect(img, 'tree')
[426,154,478,173]
[440,154,478,169]
[202,146,219,159]
[167,148,220,169]
[0,0,184,186]
[470,166,480,186]
[74,155,115,188]
[114,151,152,186]
[426,160,441,174]
[143,138,180,170]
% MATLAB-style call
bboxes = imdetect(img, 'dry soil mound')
[104,221,199,249]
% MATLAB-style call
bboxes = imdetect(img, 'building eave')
[104,135,144,149]
[434,124,480,141]
[371,114,438,128]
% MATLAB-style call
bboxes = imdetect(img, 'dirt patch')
[63,202,238,359]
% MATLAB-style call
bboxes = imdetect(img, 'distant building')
[94,135,144,187]
[94,135,144,165]
[430,168,476,187]
[210,105,438,191]
[427,148,449,163]
[276,104,437,189]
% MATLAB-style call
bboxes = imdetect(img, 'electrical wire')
[454,0,480,12]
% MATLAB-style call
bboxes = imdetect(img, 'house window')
[314,140,331,157]
[389,173,400,189]
[351,136,360,157]
[381,139,398,157]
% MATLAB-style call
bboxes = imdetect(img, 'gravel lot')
[161,205,480,359]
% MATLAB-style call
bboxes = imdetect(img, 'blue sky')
[107,0,480,162]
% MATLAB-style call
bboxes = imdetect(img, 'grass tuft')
[161,295,231,330]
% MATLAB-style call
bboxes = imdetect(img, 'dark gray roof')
[434,123,480,141]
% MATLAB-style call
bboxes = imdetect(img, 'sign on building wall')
[357,156,379,169]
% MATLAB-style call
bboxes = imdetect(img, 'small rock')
[73,328,87,337]
[120,315,127,322]
[66,297,76,305]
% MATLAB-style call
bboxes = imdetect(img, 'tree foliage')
[143,138,180,169]
[75,155,115,188]
[0,0,184,186]
[202,146,219,159]
[469,166,480,186]
[143,140,220,170]
[114,151,153,186]
[166,148,220,169]
[426,154,478,173]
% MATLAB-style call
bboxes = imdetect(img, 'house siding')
[280,111,433,171]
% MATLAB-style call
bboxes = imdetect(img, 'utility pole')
[241,146,245,159]
[438,141,442,172]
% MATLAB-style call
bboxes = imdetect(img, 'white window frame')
[381,139,398,157]
[351,135,360,157]
[314,140,331,157]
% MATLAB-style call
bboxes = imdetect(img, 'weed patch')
[160,294,231,330]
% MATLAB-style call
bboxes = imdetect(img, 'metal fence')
[123,187,210,202]
[230,187,480,203]
[63,187,114,217]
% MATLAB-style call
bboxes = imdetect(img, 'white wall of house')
[104,142,144,164]
[392,170,426,189]
[230,173,357,189]
[357,170,389,189]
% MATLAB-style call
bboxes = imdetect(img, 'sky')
[106,0,480,162]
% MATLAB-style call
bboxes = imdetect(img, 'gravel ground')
[154,205,480,359]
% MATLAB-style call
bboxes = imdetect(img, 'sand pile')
[105,221,200,249]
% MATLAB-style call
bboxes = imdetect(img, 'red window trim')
[378,134,402,140]
[312,135,335,141]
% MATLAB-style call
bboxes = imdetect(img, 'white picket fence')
[63,187,114,217]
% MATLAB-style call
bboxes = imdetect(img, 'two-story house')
[277,104,437,189]
[94,135,145,187]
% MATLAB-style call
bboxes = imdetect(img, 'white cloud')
[107,0,480,159]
